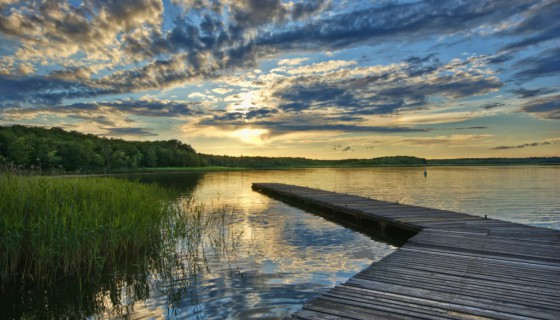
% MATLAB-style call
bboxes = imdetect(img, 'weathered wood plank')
[251,183,560,320]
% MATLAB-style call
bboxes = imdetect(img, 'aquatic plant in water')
[0,174,174,283]
[0,174,243,319]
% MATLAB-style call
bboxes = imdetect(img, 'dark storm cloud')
[514,47,560,81]
[520,94,560,120]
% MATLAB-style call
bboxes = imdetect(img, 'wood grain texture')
[252,183,560,320]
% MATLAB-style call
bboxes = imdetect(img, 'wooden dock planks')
[251,183,560,320]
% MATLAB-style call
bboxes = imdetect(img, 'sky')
[0,0,559,159]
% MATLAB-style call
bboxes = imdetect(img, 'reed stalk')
[0,174,174,284]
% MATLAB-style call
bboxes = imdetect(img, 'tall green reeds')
[0,174,174,284]
[0,173,246,318]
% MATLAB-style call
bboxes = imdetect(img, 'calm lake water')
[4,166,559,319]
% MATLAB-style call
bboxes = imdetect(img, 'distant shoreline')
[107,161,560,174]
[2,125,558,174]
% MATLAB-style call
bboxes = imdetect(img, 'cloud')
[514,47,560,81]
[270,123,427,134]
[273,55,502,117]
[102,127,157,137]
[511,87,556,99]
[499,1,560,52]
[0,73,96,107]
[256,0,535,50]
[0,0,556,153]
[287,60,357,75]
[227,127,270,145]
[520,94,560,120]
[485,53,514,64]
[278,58,309,66]
[276,84,357,112]
[0,0,164,62]
[455,126,489,130]
[212,87,233,95]
[402,134,493,146]
[0,0,548,110]
[481,102,505,110]
[1,98,200,120]
[194,53,503,140]
[491,138,560,150]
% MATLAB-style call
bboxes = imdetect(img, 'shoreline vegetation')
[0,174,175,284]
[0,125,557,318]
[1,125,559,175]
[0,173,242,318]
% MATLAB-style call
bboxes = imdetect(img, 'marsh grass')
[0,174,174,284]
[0,173,245,319]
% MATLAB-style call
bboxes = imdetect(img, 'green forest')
[0,125,206,172]
[1,125,558,173]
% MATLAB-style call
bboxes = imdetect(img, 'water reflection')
[114,170,397,319]
[1,251,157,319]
[125,172,205,195]
[3,167,557,319]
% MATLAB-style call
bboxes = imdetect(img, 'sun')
[229,128,269,145]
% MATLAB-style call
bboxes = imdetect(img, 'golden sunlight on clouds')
[182,125,270,146]
[395,111,483,125]
[228,128,270,145]
[1,0,557,160]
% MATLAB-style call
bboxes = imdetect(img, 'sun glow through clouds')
[0,0,557,159]
[229,128,269,145]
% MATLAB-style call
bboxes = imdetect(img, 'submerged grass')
[0,174,174,284]
[0,173,246,318]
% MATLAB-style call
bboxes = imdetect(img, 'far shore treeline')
[1,125,558,173]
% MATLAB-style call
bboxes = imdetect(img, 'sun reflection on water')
[4,167,556,319]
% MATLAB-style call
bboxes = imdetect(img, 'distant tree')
[8,137,31,166]
[0,125,204,172]
[57,141,89,171]
[144,147,157,167]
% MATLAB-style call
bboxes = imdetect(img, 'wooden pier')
[252,183,560,320]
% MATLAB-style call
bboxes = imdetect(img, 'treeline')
[2,125,557,173]
[202,154,427,168]
[0,125,206,172]
[428,157,560,166]
[202,155,320,168]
